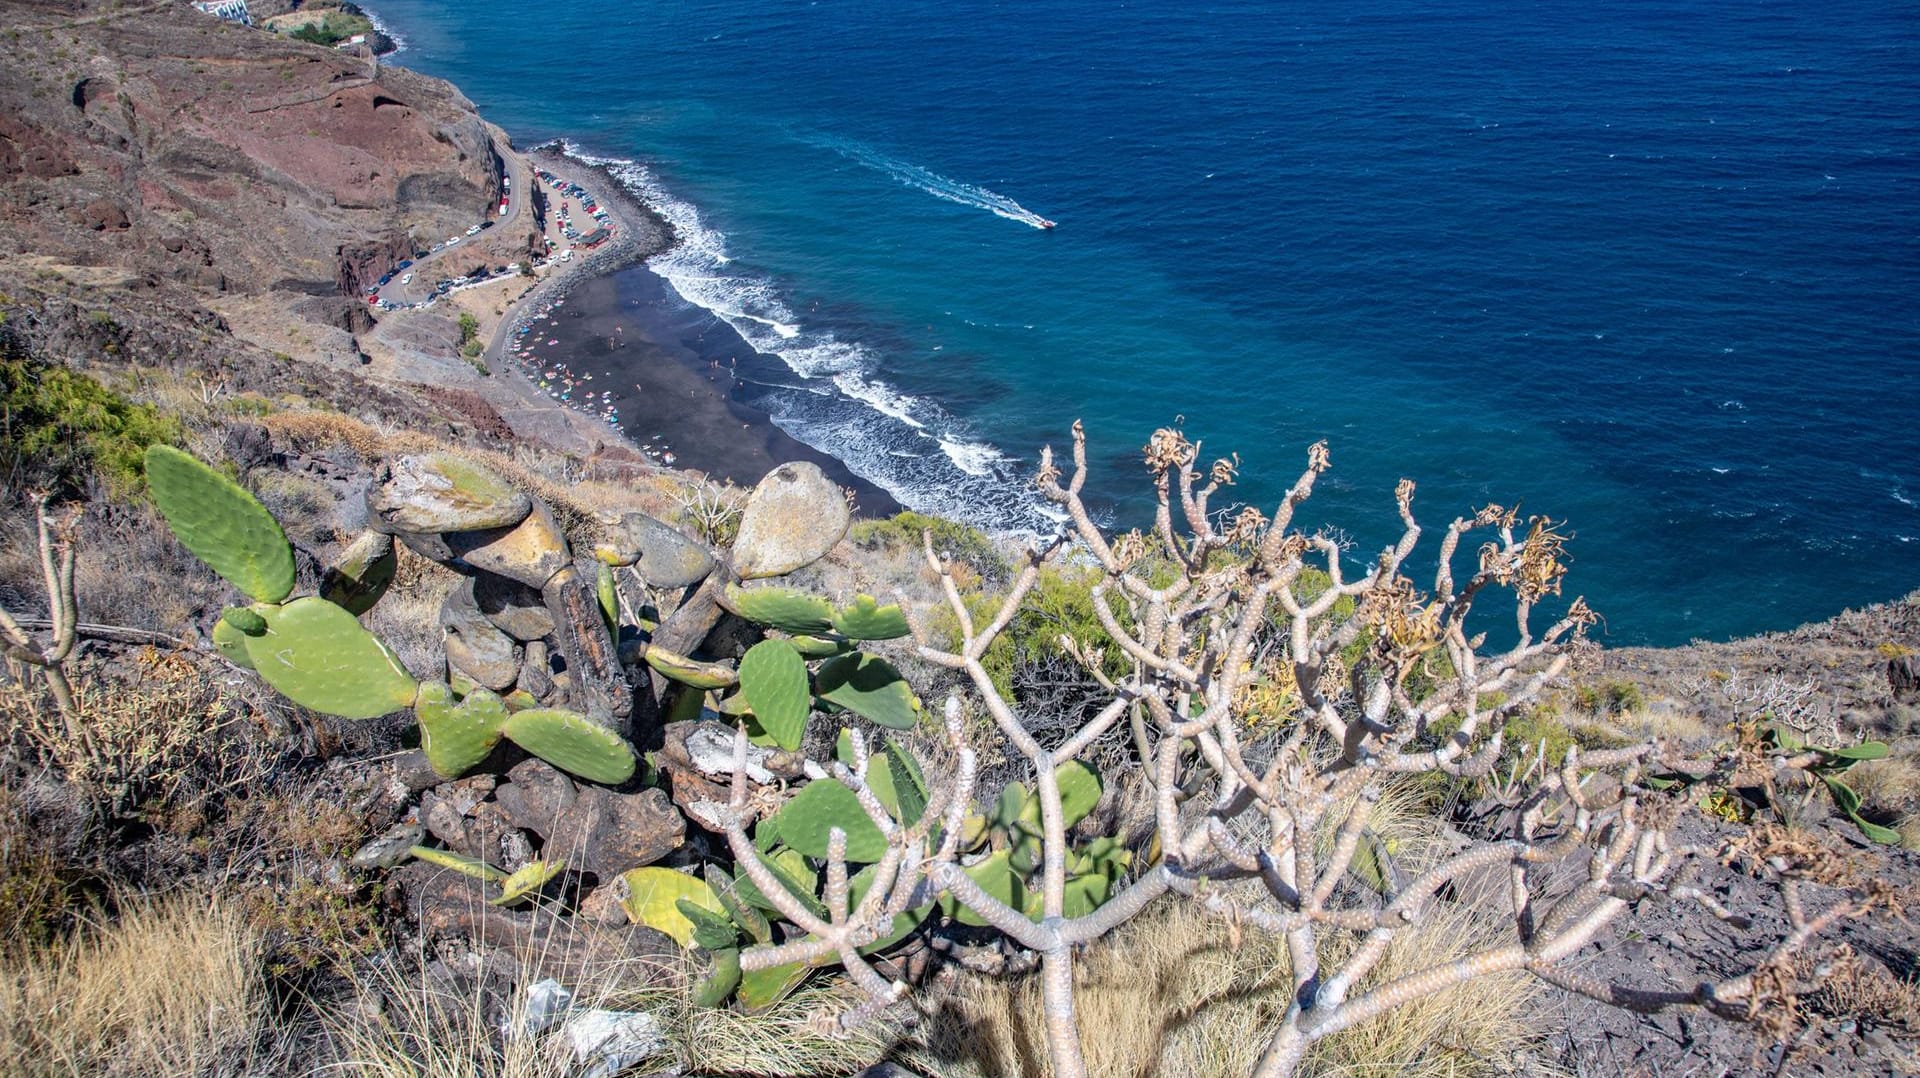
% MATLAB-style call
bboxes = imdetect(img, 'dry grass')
[908,894,1540,1078]
[366,541,463,680]
[0,500,215,638]
[320,951,892,1078]
[1844,753,1920,816]
[0,894,269,1078]
[1602,700,1714,747]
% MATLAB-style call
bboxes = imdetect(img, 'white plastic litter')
[518,978,573,1038]
[564,1008,668,1077]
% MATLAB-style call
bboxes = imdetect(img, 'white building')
[191,0,252,26]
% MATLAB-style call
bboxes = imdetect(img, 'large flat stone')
[731,462,849,580]
[594,511,715,589]
[447,498,571,590]
[368,453,531,534]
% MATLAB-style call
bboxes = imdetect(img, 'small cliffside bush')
[0,358,179,501]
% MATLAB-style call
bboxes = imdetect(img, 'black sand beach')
[502,267,902,517]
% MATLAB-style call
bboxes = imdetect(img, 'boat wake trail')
[815,136,1055,229]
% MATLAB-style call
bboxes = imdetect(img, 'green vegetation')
[285,11,373,48]
[850,510,1009,583]
[0,358,180,500]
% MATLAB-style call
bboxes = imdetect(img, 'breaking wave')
[552,141,1055,533]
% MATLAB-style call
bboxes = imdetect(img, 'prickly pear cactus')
[145,445,295,604]
[501,708,637,785]
[774,778,888,863]
[239,597,419,719]
[723,585,835,636]
[409,845,508,882]
[415,681,508,778]
[642,644,739,690]
[829,594,910,641]
[815,653,922,730]
[620,866,725,947]
[738,639,811,751]
[490,859,563,906]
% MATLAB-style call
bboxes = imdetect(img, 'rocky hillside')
[0,0,533,303]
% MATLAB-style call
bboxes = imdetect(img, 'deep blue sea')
[366,0,1919,646]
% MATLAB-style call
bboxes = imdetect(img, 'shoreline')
[482,144,902,515]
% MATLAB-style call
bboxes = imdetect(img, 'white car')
[447,236,461,246]
[466,224,482,236]
[559,249,573,263]
[400,273,413,285]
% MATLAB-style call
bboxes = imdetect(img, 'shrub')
[0,358,180,500]
[850,510,1009,584]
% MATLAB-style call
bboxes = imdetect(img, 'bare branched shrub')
[673,475,745,548]
[720,423,1895,1078]
[1,649,275,822]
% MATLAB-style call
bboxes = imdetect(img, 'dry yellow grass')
[322,951,891,1078]
[1845,754,1920,816]
[0,895,268,1078]
[1606,702,1714,746]
[908,895,1541,1078]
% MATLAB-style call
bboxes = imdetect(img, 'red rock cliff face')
[0,0,500,296]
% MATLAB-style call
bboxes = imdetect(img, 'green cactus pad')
[834,732,928,825]
[321,531,396,616]
[942,849,1023,927]
[211,614,257,670]
[409,845,508,882]
[490,859,563,906]
[789,634,854,659]
[775,778,888,863]
[501,709,637,785]
[596,561,619,636]
[221,606,268,635]
[643,644,739,690]
[739,639,811,752]
[1053,761,1104,830]
[145,445,296,604]
[993,782,1031,830]
[1060,871,1114,919]
[416,681,507,778]
[830,594,911,641]
[723,585,835,635]
[678,900,742,952]
[737,960,811,1012]
[734,847,826,919]
[705,864,772,944]
[620,866,724,948]
[241,597,418,719]
[1824,741,1891,761]
[815,653,922,731]
[692,947,742,1008]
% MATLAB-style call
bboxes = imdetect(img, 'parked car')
[401,274,413,285]
[397,259,414,270]
[466,224,482,236]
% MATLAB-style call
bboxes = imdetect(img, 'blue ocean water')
[367,0,1920,646]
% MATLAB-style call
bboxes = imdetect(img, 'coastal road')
[370,141,533,307]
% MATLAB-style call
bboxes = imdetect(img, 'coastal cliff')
[1,6,1916,1078]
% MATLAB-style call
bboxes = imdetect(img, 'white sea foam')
[549,142,1055,533]
[811,136,1056,230]
[355,4,408,55]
